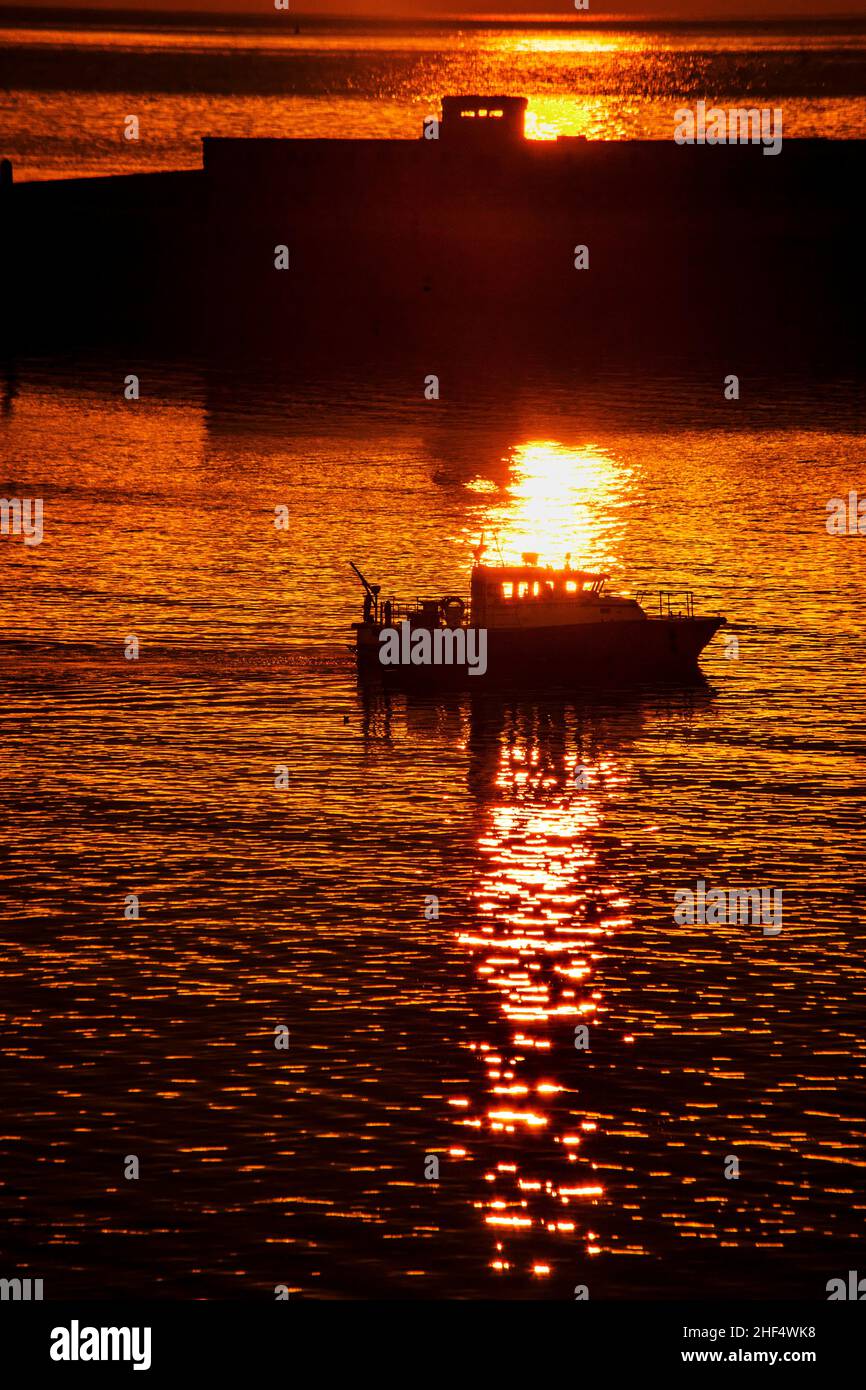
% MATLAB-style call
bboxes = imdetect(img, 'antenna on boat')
[492,531,506,567]
[472,531,486,565]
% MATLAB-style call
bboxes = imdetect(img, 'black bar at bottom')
[1,1299,862,1379]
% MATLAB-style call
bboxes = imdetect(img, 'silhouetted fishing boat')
[350,548,726,687]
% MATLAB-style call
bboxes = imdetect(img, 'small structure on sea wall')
[440,95,528,146]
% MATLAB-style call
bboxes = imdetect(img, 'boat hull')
[356,616,726,688]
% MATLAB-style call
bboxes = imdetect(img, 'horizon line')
[3,5,866,23]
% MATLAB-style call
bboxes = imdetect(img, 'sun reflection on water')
[452,704,632,1285]
[472,440,630,575]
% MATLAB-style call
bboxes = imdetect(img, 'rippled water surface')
[2,17,866,179]
[1,358,864,1298]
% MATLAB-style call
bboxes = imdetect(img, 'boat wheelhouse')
[470,555,643,629]
[351,551,725,686]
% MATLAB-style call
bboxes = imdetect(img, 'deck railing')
[377,597,472,625]
[635,590,695,618]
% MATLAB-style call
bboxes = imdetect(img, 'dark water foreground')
[1,352,864,1298]
[0,646,863,1300]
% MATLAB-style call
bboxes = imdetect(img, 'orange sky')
[8,1,866,16]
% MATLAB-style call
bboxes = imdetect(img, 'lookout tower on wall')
[439,96,528,147]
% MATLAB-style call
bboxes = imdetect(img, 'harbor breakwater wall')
[1,133,862,364]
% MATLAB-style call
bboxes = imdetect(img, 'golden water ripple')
[0,362,864,1296]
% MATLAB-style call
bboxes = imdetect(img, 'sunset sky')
[10,1,866,17]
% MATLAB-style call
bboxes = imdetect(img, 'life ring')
[440,595,465,627]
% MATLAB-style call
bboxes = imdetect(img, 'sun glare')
[474,441,629,572]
